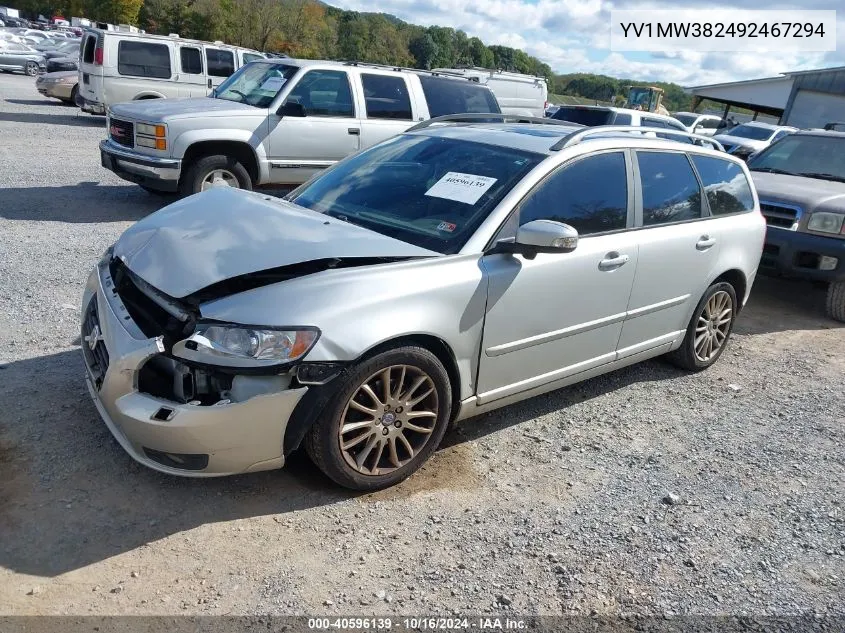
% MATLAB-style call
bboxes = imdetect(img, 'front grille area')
[760,202,800,229]
[109,118,134,148]
[82,298,110,390]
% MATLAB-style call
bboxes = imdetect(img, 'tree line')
[7,0,693,112]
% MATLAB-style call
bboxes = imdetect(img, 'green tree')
[409,32,437,69]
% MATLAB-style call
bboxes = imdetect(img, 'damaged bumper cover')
[81,260,308,476]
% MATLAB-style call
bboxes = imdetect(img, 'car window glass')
[361,73,412,120]
[772,129,791,141]
[643,118,667,128]
[702,119,720,129]
[180,46,202,74]
[519,152,628,235]
[691,155,754,215]
[614,112,632,125]
[243,53,263,63]
[285,69,354,117]
[552,107,614,126]
[419,76,500,117]
[205,48,234,77]
[117,41,171,79]
[638,151,702,225]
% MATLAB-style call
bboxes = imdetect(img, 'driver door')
[476,151,639,404]
[267,69,361,184]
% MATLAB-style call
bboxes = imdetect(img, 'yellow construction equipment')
[625,85,670,116]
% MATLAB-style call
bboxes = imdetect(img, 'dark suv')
[748,128,845,321]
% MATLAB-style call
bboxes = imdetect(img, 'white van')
[431,67,547,118]
[77,29,264,114]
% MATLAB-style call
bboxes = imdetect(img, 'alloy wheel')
[338,365,439,476]
[200,169,239,191]
[694,290,733,362]
[25,62,39,76]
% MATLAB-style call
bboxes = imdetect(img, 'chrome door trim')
[485,311,627,357]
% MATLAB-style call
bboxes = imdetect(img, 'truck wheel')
[180,154,252,197]
[826,281,845,322]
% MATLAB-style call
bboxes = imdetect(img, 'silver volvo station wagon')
[81,116,766,490]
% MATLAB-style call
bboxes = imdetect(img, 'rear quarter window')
[117,41,171,79]
[420,76,500,117]
[691,155,755,215]
[82,34,95,64]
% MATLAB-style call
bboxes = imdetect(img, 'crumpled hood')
[108,97,258,122]
[751,171,845,211]
[112,187,438,299]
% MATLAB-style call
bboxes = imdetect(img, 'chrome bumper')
[81,261,308,477]
[100,139,182,189]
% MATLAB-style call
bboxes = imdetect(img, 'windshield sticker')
[436,221,457,233]
[259,76,287,92]
[425,172,497,205]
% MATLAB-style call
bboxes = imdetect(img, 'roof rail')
[549,126,725,152]
[407,113,578,133]
[823,121,845,131]
[342,60,472,79]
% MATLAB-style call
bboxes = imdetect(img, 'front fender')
[171,127,269,182]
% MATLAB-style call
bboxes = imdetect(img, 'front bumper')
[81,261,308,476]
[100,139,182,193]
[760,227,845,282]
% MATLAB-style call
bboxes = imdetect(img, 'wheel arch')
[181,140,260,185]
[282,333,463,458]
[133,92,165,100]
[711,268,747,311]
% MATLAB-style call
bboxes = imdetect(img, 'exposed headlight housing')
[173,323,320,369]
[807,212,845,235]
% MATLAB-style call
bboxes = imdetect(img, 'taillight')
[94,47,103,65]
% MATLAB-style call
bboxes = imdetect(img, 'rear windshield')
[552,107,614,126]
[727,125,775,141]
[291,134,543,254]
[82,34,95,64]
[673,113,698,126]
[419,76,500,117]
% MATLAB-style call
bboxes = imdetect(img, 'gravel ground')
[0,72,843,619]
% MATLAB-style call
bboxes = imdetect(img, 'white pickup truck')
[99,58,502,196]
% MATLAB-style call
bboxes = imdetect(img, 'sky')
[328,0,843,86]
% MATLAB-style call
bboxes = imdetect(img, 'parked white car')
[552,105,689,132]
[714,122,797,160]
[431,67,548,118]
[99,59,502,196]
[76,29,263,114]
[672,112,728,136]
[82,116,765,489]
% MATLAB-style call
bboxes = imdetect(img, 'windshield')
[673,114,697,126]
[725,124,775,141]
[290,134,544,254]
[748,135,845,181]
[552,107,613,126]
[214,62,299,108]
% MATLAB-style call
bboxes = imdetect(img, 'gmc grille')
[760,202,800,230]
[109,118,134,148]
[81,298,109,390]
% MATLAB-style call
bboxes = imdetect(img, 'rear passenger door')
[358,72,415,150]
[177,45,205,97]
[617,150,722,358]
[203,46,235,92]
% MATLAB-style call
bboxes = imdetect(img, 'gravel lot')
[0,72,843,619]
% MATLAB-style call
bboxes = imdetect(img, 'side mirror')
[278,101,306,118]
[493,220,578,258]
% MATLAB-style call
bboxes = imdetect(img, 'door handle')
[348,128,360,135]
[696,235,716,250]
[598,252,629,271]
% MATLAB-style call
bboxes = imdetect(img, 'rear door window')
[361,73,412,120]
[180,46,202,74]
[82,34,95,64]
[206,48,235,77]
[419,76,500,117]
[691,155,754,216]
[636,151,703,225]
[117,41,171,79]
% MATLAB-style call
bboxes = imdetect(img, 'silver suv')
[82,118,765,490]
[98,59,501,196]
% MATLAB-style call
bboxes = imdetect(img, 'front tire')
[305,347,452,491]
[826,281,845,322]
[179,154,252,197]
[24,61,39,77]
[667,281,737,371]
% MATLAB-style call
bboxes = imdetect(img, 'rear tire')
[667,281,738,371]
[179,154,252,197]
[24,61,39,77]
[826,281,845,322]
[305,346,452,491]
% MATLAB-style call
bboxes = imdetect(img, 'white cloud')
[328,0,845,85]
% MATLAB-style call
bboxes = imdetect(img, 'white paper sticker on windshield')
[424,172,497,205]
[259,76,287,92]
